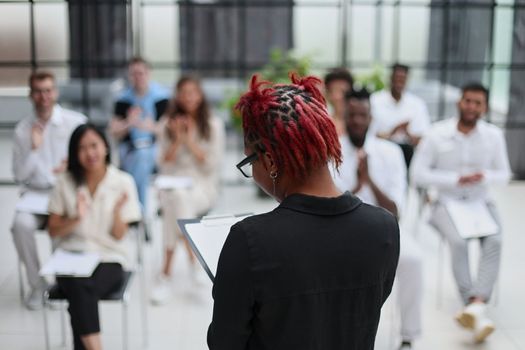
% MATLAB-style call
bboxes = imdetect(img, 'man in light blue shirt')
[109,57,169,213]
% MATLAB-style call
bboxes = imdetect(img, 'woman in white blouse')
[48,124,141,350]
[151,76,225,305]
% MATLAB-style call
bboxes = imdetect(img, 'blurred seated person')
[324,67,354,135]
[109,57,169,211]
[150,76,225,305]
[332,89,423,350]
[370,63,430,167]
[48,124,141,350]
[11,71,86,310]
[411,83,511,343]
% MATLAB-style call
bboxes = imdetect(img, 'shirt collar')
[278,191,362,216]
[445,116,484,139]
[385,90,405,105]
[49,104,64,126]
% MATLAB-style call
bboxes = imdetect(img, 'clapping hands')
[459,172,484,186]
[113,192,128,216]
[31,122,44,150]
[76,191,90,221]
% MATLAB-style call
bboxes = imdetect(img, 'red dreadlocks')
[236,73,342,180]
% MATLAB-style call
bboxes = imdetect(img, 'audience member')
[109,57,169,212]
[411,83,511,343]
[150,76,225,305]
[48,124,141,350]
[324,67,354,135]
[11,71,86,310]
[332,89,423,350]
[370,63,430,167]
[208,74,399,350]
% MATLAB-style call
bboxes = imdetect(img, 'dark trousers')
[397,142,415,169]
[57,263,124,350]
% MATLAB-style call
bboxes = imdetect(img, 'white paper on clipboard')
[16,191,49,215]
[154,175,193,190]
[445,199,499,239]
[40,249,101,277]
[178,214,251,282]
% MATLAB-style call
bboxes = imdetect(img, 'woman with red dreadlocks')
[208,74,400,350]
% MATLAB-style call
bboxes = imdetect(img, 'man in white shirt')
[11,71,86,310]
[370,64,431,167]
[410,83,511,343]
[333,89,423,350]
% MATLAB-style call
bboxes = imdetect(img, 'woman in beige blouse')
[47,124,141,350]
[151,76,225,305]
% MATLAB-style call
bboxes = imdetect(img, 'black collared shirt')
[208,192,399,350]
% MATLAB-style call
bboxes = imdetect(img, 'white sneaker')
[455,302,486,329]
[25,286,45,311]
[150,275,172,305]
[474,316,495,343]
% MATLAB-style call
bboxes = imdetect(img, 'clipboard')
[445,200,499,239]
[178,213,251,282]
[16,190,49,215]
[40,249,101,277]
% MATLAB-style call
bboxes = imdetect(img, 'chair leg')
[139,270,148,348]
[388,288,398,350]
[122,300,129,350]
[436,238,445,309]
[60,302,67,347]
[43,292,51,350]
[18,258,25,303]
[137,222,149,348]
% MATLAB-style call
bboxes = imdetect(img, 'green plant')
[355,64,386,93]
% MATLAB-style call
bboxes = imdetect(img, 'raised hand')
[53,159,68,174]
[391,120,410,136]
[113,192,128,216]
[76,191,90,221]
[127,106,142,127]
[31,123,44,150]
[356,149,370,184]
[459,172,484,186]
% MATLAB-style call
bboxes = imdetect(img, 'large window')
[0,0,522,128]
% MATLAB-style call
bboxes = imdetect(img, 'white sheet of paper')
[445,200,499,239]
[40,249,101,277]
[15,191,49,215]
[182,215,250,279]
[154,175,193,190]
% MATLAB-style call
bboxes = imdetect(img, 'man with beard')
[332,89,423,350]
[411,83,511,343]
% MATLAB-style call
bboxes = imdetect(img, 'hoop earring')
[270,172,278,196]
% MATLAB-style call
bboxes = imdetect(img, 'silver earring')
[270,172,278,196]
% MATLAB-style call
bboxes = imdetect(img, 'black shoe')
[143,223,151,243]
[399,341,412,350]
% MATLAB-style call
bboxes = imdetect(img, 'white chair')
[42,221,148,350]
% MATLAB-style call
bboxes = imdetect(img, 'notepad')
[154,175,193,190]
[15,191,49,215]
[178,214,251,282]
[40,249,101,277]
[445,200,499,239]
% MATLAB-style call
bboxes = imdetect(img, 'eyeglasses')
[236,153,258,178]
[31,88,55,96]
